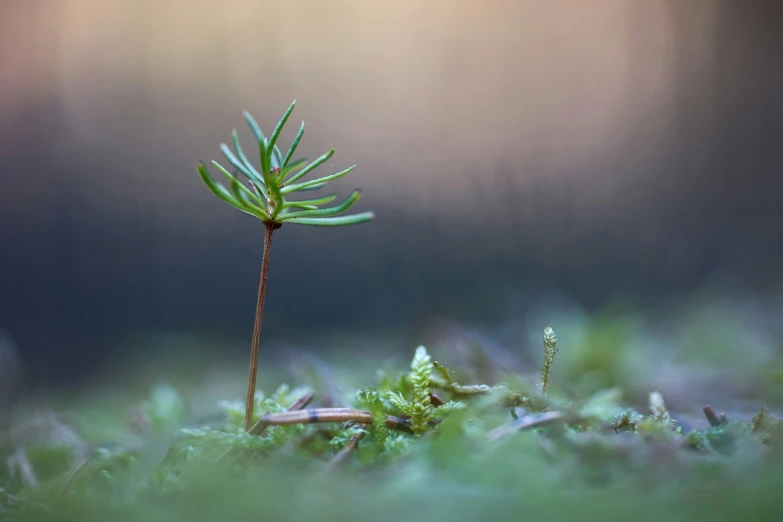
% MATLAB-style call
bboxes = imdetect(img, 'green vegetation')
[1,105,780,521]
[1,323,781,522]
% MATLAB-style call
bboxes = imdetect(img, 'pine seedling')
[197,101,374,431]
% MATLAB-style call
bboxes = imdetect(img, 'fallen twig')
[288,392,315,412]
[249,408,372,436]
[324,425,367,472]
[429,393,447,407]
[249,392,314,436]
[219,392,316,461]
[386,416,414,434]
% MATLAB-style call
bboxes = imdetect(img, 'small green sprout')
[197,100,374,229]
[540,324,558,396]
[387,346,465,435]
[197,101,374,431]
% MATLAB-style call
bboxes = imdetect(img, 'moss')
[1,334,782,522]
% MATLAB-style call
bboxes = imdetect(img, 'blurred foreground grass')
[2,297,783,522]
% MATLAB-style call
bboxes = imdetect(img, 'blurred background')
[1,0,782,401]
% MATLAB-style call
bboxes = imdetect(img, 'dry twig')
[429,393,447,407]
[249,392,314,436]
[324,425,367,472]
[386,416,414,434]
[220,392,315,461]
[249,408,372,436]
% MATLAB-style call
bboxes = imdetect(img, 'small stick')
[385,415,439,433]
[250,408,372,435]
[486,411,566,441]
[219,392,316,461]
[249,392,314,436]
[386,415,414,434]
[288,392,315,412]
[244,222,276,432]
[429,393,447,407]
[324,425,367,472]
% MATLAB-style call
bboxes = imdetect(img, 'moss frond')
[540,324,558,395]
[355,388,391,454]
[386,346,466,435]
[751,407,781,447]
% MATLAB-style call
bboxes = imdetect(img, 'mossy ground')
[2,313,783,522]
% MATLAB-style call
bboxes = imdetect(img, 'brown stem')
[287,392,315,412]
[219,391,315,462]
[248,392,315,436]
[244,222,276,432]
[386,415,414,434]
[429,393,447,407]
[252,408,373,430]
[324,425,367,472]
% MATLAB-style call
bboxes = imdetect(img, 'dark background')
[1,0,782,388]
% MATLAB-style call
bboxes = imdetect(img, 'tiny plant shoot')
[540,324,558,396]
[197,100,374,431]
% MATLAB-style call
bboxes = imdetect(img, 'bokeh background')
[1,0,782,398]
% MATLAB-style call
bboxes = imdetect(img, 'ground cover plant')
[1,321,782,522]
[1,104,781,521]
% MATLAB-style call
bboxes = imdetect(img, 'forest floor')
[1,308,782,522]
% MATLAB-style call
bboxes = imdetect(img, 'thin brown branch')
[250,408,373,434]
[244,222,276,432]
[220,392,318,462]
[386,415,414,434]
[249,392,315,436]
[324,425,367,472]
[288,392,315,412]
[486,411,566,441]
[384,415,441,433]
[429,393,447,407]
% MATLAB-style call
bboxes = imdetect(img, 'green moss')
[2,330,782,522]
